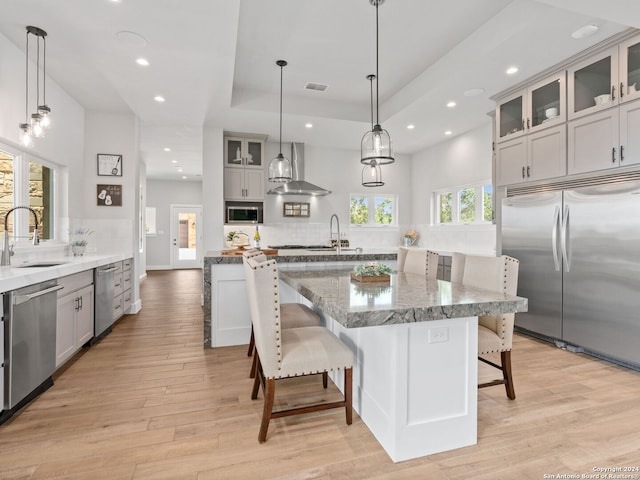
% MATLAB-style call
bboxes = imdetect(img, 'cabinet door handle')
[522,166,525,179]
[74,297,79,312]
[612,147,617,163]
[79,296,83,310]
[527,166,530,178]
[621,82,625,99]
[527,118,530,130]
[611,84,616,101]
[521,119,525,130]
[621,145,625,162]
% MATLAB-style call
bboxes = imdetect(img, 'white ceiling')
[0,0,638,180]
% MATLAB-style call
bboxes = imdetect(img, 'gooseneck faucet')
[1,206,40,266]
[329,213,341,254]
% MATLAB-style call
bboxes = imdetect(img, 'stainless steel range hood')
[267,143,331,196]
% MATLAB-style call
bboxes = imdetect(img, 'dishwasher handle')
[97,266,118,274]
[13,284,64,305]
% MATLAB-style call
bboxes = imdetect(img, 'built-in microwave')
[226,202,263,224]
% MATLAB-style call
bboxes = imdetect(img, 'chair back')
[243,254,283,378]
[397,247,439,279]
[461,254,519,349]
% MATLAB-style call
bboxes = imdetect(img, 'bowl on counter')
[545,107,558,118]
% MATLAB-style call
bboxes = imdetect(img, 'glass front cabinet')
[224,135,265,169]
[496,72,566,143]
[568,34,640,120]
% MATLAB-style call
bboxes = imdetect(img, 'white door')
[170,205,203,269]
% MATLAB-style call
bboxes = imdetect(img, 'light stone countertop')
[279,266,528,328]
[0,254,130,293]
[204,248,398,264]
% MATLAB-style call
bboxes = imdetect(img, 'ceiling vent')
[304,82,329,92]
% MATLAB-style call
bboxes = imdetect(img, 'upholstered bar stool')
[397,247,439,279]
[242,250,322,378]
[460,254,520,400]
[244,254,354,442]
[450,252,466,283]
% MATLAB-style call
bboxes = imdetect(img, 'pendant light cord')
[375,0,380,126]
[279,63,283,155]
[25,30,29,123]
[42,36,46,105]
[35,34,41,109]
[369,75,374,130]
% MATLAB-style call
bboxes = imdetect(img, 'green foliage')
[439,193,452,223]
[483,189,493,222]
[375,198,393,224]
[350,196,369,224]
[459,187,475,223]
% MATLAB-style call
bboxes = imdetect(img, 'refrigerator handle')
[561,205,570,272]
[552,206,561,271]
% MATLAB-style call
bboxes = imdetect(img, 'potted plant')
[69,227,93,256]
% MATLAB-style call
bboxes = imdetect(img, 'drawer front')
[123,258,132,271]
[123,271,132,292]
[113,295,123,321]
[114,273,123,296]
[113,261,123,275]
[123,291,132,313]
[57,270,93,298]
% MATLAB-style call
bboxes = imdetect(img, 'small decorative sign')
[97,184,122,206]
[283,202,310,217]
[97,154,123,176]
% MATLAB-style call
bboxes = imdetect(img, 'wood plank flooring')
[2,269,640,479]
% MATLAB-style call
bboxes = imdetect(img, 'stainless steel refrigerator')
[502,179,640,367]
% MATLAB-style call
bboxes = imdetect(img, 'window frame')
[350,193,398,227]
[0,141,58,243]
[433,181,493,226]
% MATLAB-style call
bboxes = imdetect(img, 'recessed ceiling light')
[136,58,150,67]
[110,0,122,3]
[177,168,183,172]
[171,160,178,164]
[164,147,171,152]
[116,31,147,47]
[154,95,165,103]
[464,88,484,97]
[407,124,415,130]
[444,130,453,136]
[182,176,187,180]
[506,66,519,75]
[446,101,457,108]
[572,24,599,39]
[305,123,313,129]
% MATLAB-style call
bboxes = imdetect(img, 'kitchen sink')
[16,262,68,268]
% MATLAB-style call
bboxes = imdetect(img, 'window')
[350,194,397,226]
[434,183,493,225]
[0,145,56,241]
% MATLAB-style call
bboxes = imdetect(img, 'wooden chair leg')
[258,378,276,443]
[501,350,516,400]
[247,327,255,357]
[344,367,353,425]
[251,355,262,400]
[322,371,328,389]
[249,350,258,379]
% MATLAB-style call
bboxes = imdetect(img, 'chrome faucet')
[329,213,341,254]
[1,206,40,266]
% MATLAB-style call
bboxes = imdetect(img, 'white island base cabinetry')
[329,315,478,462]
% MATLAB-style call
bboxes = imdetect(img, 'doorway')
[170,205,202,269]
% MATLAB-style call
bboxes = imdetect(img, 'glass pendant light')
[268,60,293,183]
[362,74,384,187]
[361,0,394,166]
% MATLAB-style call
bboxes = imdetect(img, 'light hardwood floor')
[2,269,640,479]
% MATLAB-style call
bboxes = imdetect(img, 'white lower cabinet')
[56,271,94,368]
[113,258,133,320]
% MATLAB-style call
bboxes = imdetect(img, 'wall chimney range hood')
[267,143,331,196]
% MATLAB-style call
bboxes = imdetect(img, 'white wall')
[146,179,203,268]
[203,127,225,253]
[0,31,85,225]
[411,122,497,254]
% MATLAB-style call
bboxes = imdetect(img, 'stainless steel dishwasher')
[94,263,118,341]
[2,279,63,413]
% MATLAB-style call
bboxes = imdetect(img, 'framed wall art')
[97,153,123,176]
[97,184,122,206]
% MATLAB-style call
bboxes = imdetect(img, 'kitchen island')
[203,248,397,348]
[278,266,528,462]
